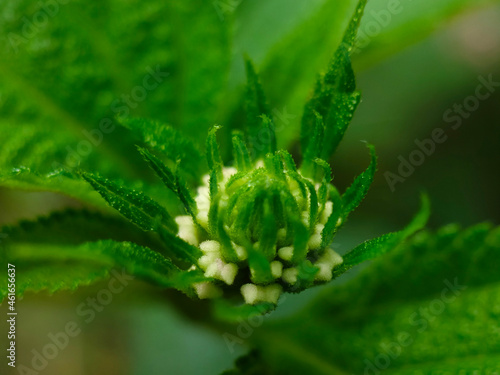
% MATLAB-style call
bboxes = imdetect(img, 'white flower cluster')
[175,167,343,305]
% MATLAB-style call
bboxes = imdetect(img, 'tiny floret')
[241,283,259,305]
[278,246,294,261]
[307,233,322,250]
[282,268,298,284]
[193,282,223,299]
[270,261,283,278]
[221,263,238,285]
[199,240,221,253]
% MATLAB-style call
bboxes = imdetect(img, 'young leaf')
[137,146,199,221]
[1,239,186,299]
[337,193,430,275]
[206,125,223,180]
[340,143,377,218]
[0,209,162,250]
[120,118,205,179]
[244,58,273,159]
[301,0,366,161]
[81,172,177,232]
[247,247,274,284]
[262,115,278,156]
[256,1,365,148]
[258,201,278,260]
[137,146,176,191]
[216,215,240,263]
[301,111,325,178]
[232,131,252,172]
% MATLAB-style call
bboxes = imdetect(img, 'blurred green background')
[1,0,499,374]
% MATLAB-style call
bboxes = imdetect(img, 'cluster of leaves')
[0,0,498,373]
[1,0,427,311]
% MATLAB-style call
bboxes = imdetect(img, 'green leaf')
[81,172,177,232]
[0,209,163,250]
[0,0,230,156]
[256,0,363,148]
[232,131,252,172]
[227,223,500,374]
[137,146,176,192]
[120,118,205,179]
[338,193,430,273]
[244,57,272,159]
[217,215,240,264]
[340,143,377,218]
[291,220,310,264]
[247,247,274,284]
[206,125,224,180]
[301,111,325,179]
[0,168,109,209]
[137,146,198,221]
[0,239,186,299]
[301,0,366,162]
[258,201,278,260]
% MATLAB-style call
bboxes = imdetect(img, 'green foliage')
[226,223,500,374]
[257,0,361,148]
[338,193,430,273]
[1,239,179,299]
[137,147,198,221]
[121,118,206,180]
[0,0,496,373]
[301,0,365,163]
[340,143,377,217]
[81,172,177,232]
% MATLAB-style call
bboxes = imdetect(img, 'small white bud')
[221,263,238,285]
[198,254,217,270]
[195,208,209,228]
[199,240,221,254]
[270,261,283,278]
[178,228,199,247]
[315,223,325,234]
[307,233,322,250]
[232,242,247,260]
[263,284,282,304]
[175,215,194,227]
[204,260,222,278]
[197,186,210,198]
[314,263,333,281]
[255,160,264,168]
[202,174,210,186]
[278,246,294,261]
[193,282,222,299]
[282,268,298,284]
[319,249,343,267]
[241,283,259,305]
